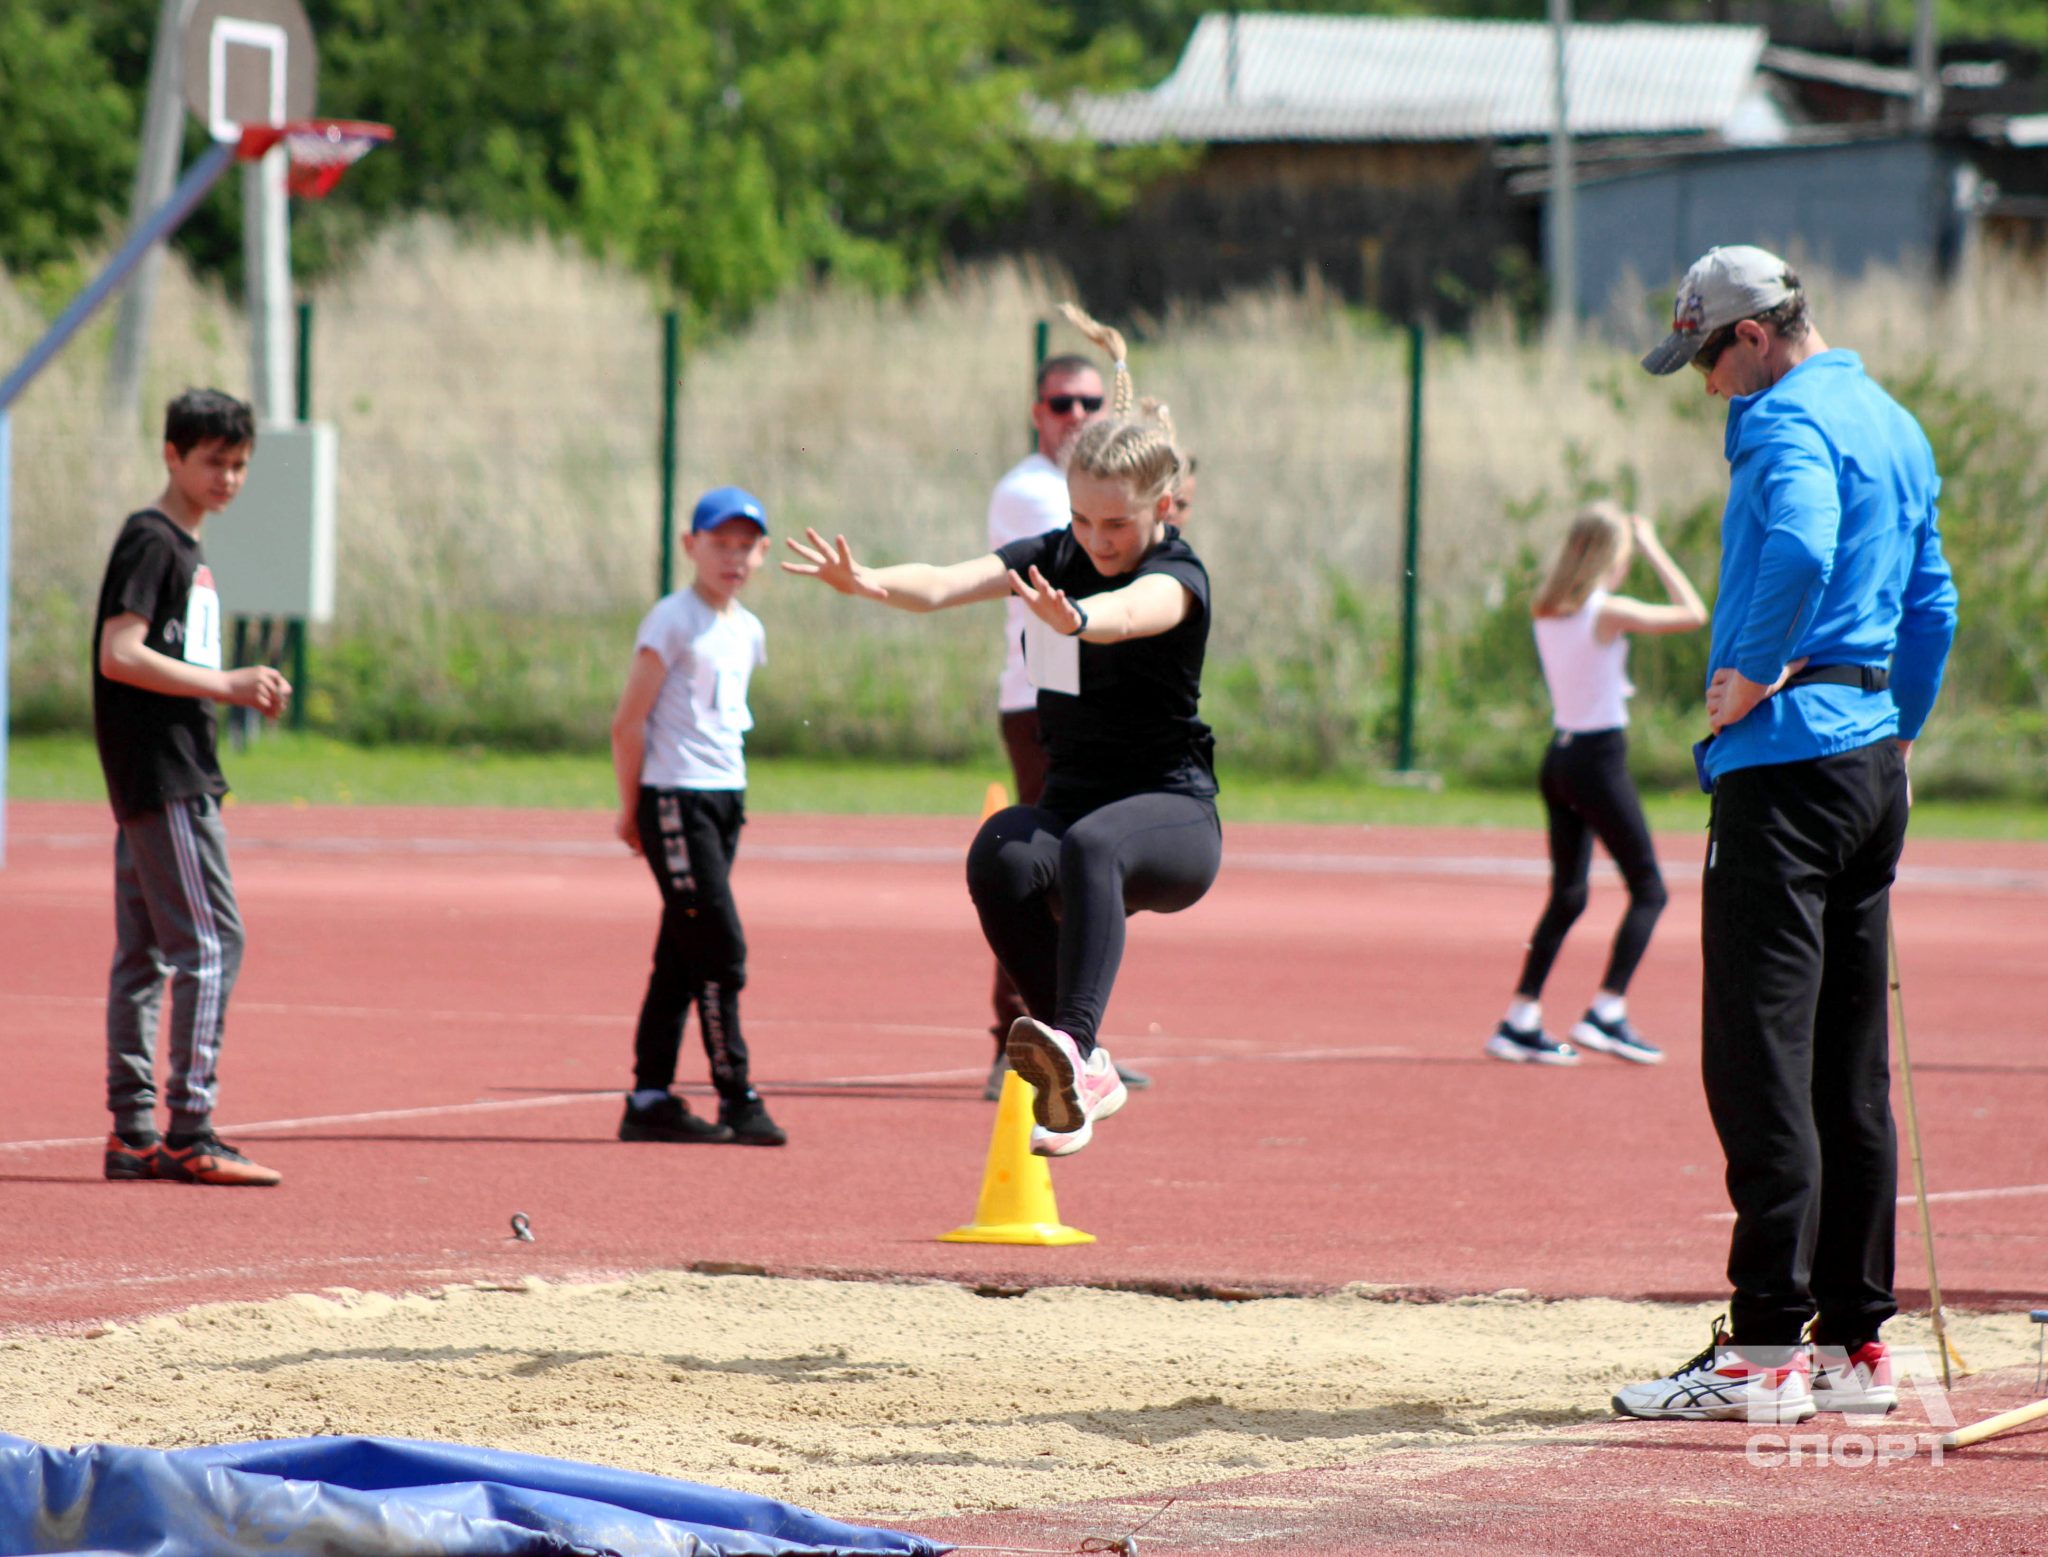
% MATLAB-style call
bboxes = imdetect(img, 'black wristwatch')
[1064,602,1089,637]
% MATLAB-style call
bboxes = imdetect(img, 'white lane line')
[1702,1182,2048,1220]
[23,832,2048,892]
[0,1043,1419,1156]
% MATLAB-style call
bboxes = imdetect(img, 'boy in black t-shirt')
[92,389,292,1187]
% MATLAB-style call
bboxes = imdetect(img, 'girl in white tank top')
[1486,503,1708,1068]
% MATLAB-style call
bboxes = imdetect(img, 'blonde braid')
[1058,301,1132,415]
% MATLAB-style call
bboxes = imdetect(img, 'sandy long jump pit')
[2,1272,2039,1528]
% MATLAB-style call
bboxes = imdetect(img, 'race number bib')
[183,565,223,670]
[1022,615,1080,696]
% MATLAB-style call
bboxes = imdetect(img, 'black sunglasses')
[1692,322,1739,374]
[1041,394,1104,414]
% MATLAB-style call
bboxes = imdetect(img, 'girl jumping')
[784,304,1219,1156]
[1488,502,1707,1066]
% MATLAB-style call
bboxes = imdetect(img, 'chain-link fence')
[6,221,2045,794]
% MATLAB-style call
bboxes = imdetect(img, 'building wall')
[1566,137,1960,316]
[959,140,1528,324]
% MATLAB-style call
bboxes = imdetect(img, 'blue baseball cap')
[691,485,768,534]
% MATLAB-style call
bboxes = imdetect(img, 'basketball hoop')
[236,119,393,199]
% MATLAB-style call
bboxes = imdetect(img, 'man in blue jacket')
[1614,246,1958,1424]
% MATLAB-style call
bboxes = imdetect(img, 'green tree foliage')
[299,0,1171,320]
[0,0,137,280]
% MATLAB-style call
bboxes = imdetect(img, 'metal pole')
[1031,318,1048,455]
[295,299,314,422]
[0,409,12,867]
[244,148,293,427]
[288,298,313,729]
[1396,322,1424,773]
[1910,0,1941,132]
[659,309,680,597]
[1546,0,1577,349]
[107,0,198,424]
[1,140,241,412]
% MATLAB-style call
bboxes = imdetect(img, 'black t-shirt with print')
[92,508,229,821]
[994,525,1216,805]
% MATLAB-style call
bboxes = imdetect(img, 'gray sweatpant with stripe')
[107,794,244,1138]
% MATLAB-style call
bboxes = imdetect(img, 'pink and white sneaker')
[1006,1016,1128,1140]
[1029,1122,1093,1158]
[1812,1339,1898,1414]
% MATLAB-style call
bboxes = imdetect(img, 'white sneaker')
[1029,1121,1092,1158]
[1613,1321,1817,1423]
[1811,1340,1898,1414]
[1006,1017,1128,1138]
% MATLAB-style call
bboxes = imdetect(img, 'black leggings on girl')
[1515,728,1668,1000]
[967,790,1222,1055]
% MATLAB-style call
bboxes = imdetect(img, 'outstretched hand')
[1008,565,1085,635]
[780,527,889,601]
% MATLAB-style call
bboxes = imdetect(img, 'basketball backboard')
[181,0,317,141]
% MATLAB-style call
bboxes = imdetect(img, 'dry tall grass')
[5,223,2044,774]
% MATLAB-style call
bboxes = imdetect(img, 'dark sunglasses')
[1041,394,1104,414]
[1692,322,1739,375]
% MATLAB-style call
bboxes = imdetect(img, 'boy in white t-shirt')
[609,486,781,1145]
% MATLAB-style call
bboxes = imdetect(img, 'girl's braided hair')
[1057,302,1183,506]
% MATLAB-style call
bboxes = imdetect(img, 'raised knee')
[1632,873,1669,912]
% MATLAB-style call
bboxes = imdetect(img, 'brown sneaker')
[157,1132,283,1187]
[103,1132,161,1182]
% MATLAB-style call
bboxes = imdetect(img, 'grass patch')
[12,733,2048,839]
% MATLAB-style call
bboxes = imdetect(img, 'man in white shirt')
[980,355,1151,1098]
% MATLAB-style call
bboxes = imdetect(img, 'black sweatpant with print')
[1701,740,1909,1347]
[632,786,751,1102]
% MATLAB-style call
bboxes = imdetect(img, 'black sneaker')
[1482,1021,1579,1066]
[156,1131,283,1186]
[718,1092,788,1147]
[618,1095,732,1143]
[1570,1009,1664,1065]
[103,1131,161,1182]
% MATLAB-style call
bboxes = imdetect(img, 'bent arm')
[99,614,285,711]
[1729,428,1837,684]
[1598,527,1707,637]
[609,648,666,843]
[1073,572,1195,642]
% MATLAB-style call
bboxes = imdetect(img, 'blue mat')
[0,1432,949,1555]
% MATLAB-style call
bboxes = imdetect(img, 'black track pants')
[967,790,1221,1054]
[1515,728,1669,1000]
[632,787,751,1100]
[1701,740,1909,1346]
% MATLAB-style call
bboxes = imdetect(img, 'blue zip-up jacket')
[1704,349,1958,782]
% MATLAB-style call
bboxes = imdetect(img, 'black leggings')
[1515,728,1668,1000]
[966,790,1222,1055]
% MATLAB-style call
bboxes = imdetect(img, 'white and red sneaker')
[1812,1339,1898,1414]
[1006,1016,1128,1144]
[1612,1321,1816,1423]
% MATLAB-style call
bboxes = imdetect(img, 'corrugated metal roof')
[1051,14,1773,144]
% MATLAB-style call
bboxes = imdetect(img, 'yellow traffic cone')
[937,1070,1094,1245]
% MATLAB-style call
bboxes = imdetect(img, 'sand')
[2,1272,2037,1525]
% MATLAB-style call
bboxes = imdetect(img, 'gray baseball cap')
[1640,245,1800,375]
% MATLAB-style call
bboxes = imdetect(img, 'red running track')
[7,799,2048,1556]
[5,799,2044,1332]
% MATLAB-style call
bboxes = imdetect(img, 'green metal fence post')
[288,297,314,729]
[1397,321,1425,773]
[659,308,681,598]
[1030,318,1048,454]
